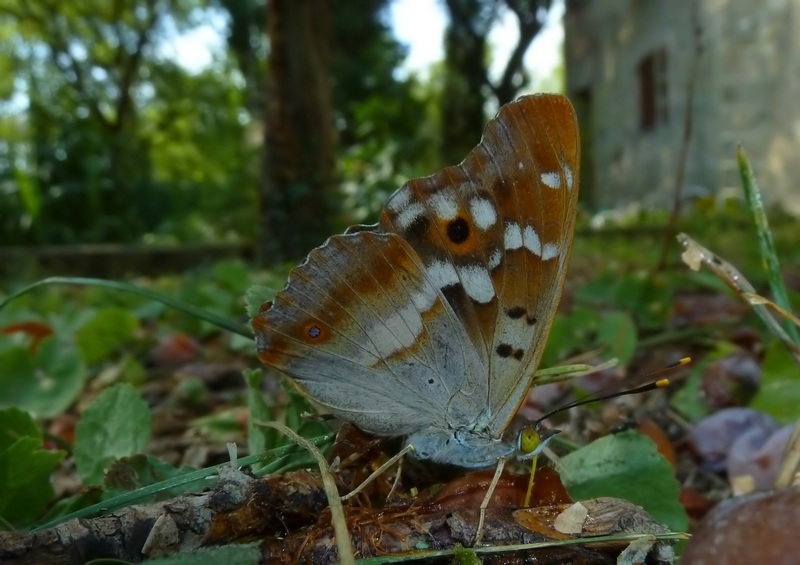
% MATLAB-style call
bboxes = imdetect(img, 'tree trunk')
[261,0,335,264]
[441,0,491,166]
[440,0,554,164]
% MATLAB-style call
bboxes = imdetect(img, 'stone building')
[564,0,800,214]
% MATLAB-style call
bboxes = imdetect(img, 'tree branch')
[492,0,552,104]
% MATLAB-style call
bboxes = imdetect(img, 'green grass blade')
[32,433,334,532]
[0,276,251,337]
[737,146,800,344]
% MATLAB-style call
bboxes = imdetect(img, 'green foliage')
[245,369,275,459]
[75,308,139,365]
[142,543,261,565]
[575,270,675,331]
[247,368,332,461]
[104,454,198,500]
[74,383,151,485]
[0,337,86,419]
[542,307,638,368]
[0,0,258,244]
[0,0,454,246]
[560,430,687,532]
[750,340,800,424]
[0,408,65,526]
[244,285,274,319]
[669,343,734,422]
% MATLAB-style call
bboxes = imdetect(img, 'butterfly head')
[516,424,560,461]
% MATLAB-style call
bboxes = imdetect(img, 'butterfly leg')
[473,456,507,546]
[386,455,404,500]
[340,443,415,501]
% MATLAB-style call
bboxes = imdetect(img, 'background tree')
[0,0,257,245]
[441,0,553,164]
[254,0,432,263]
[0,0,558,261]
[260,0,335,264]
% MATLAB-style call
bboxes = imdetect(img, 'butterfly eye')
[518,426,560,459]
[519,427,541,456]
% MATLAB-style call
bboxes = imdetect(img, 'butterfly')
[252,94,579,473]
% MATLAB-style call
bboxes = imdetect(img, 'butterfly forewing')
[380,95,579,432]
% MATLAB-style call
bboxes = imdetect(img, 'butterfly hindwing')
[253,230,486,436]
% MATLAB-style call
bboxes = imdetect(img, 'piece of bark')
[0,466,670,564]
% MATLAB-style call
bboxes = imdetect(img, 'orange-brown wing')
[379,94,579,432]
[252,230,487,437]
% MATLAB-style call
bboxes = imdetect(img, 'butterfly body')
[252,94,579,469]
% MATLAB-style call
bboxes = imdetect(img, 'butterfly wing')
[253,94,579,446]
[252,229,487,437]
[379,94,580,433]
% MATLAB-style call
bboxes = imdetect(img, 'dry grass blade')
[255,420,355,565]
[677,233,800,364]
[775,422,800,489]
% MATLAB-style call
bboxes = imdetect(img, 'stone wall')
[565,0,800,215]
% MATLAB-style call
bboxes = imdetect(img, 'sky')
[389,0,564,88]
[167,0,565,90]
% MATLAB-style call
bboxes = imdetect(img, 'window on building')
[638,48,668,131]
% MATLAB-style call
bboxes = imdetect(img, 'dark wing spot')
[711,255,722,265]
[513,348,525,360]
[496,343,513,358]
[404,214,430,240]
[506,306,526,319]
[526,315,538,326]
[428,378,435,384]
[440,283,466,312]
[446,217,470,244]
[308,325,322,339]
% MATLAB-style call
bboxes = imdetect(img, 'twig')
[656,0,703,270]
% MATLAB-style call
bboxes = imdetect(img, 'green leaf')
[0,407,41,450]
[284,384,331,440]
[75,383,151,485]
[737,147,800,344]
[244,285,274,319]
[35,337,87,417]
[541,308,599,367]
[13,167,41,219]
[0,437,65,525]
[575,272,674,330]
[245,368,277,457]
[0,277,250,338]
[212,260,252,293]
[142,543,261,565]
[104,454,197,500]
[597,311,637,365]
[0,338,85,418]
[670,341,739,422]
[750,340,800,424]
[37,489,103,525]
[76,307,139,365]
[560,430,687,532]
[0,347,34,409]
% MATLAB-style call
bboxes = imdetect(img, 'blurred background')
[1,2,799,544]
[0,0,797,273]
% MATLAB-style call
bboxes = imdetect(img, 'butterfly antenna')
[534,357,690,424]
[522,357,689,507]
